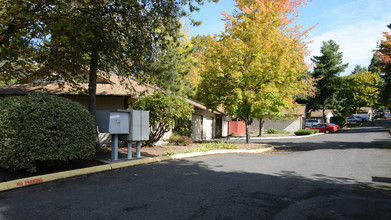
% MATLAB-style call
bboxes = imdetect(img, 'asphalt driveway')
[239,118,391,151]
[0,119,390,219]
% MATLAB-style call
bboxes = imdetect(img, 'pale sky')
[189,0,391,76]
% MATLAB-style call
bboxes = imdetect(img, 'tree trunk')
[89,44,99,149]
[245,119,253,143]
[322,103,326,123]
[258,118,265,137]
[147,123,170,146]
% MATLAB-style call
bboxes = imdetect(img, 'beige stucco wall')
[191,114,202,141]
[251,116,303,133]
[191,109,218,141]
[164,110,218,142]
[222,120,229,137]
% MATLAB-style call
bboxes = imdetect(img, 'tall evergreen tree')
[309,40,348,121]
[368,52,382,75]
[351,65,367,74]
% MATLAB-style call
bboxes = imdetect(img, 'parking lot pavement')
[0,119,390,219]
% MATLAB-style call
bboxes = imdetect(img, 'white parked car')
[352,114,369,122]
[305,119,321,128]
[347,116,362,123]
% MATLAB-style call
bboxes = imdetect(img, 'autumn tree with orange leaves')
[196,0,315,143]
[376,23,391,107]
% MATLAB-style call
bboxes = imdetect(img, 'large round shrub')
[0,93,95,172]
[330,116,347,127]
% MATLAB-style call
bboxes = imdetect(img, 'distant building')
[308,109,335,123]
[250,104,307,133]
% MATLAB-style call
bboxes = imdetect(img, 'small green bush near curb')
[267,128,289,134]
[165,149,176,156]
[168,133,193,146]
[294,129,318,136]
[166,142,238,155]
[168,133,184,145]
[201,141,238,150]
[0,94,95,173]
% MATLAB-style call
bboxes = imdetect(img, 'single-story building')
[351,107,373,121]
[0,74,225,142]
[355,107,373,115]
[308,109,334,123]
[250,104,307,133]
[188,99,227,141]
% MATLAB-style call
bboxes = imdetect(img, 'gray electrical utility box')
[118,109,149,141]
[96,110,130,134]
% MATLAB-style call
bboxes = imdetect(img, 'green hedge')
[0,94,95,172]
[167,133,193,146]
[168,133,184,145]
[330,116,347,127]
[294,129,318,136]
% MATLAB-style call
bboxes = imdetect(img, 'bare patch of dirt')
[97,142,272,157]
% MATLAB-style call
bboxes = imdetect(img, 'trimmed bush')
[173,119,192,137]
[330,116,347,127]
[294,129,319,136]
[167,133,193,146]
[183,136,193,146]
[0,94,95,172]
[133,92,194,146]
[168,133,184,145]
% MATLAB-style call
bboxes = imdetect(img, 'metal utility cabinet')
[96,109,150,161]
[118,110,149,141]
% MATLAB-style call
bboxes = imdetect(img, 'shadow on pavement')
[252,119,391,152]
[1,158,391,219]
[268,139,391,152]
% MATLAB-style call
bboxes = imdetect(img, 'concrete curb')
[229,132,324,140]
[0,147,273,192]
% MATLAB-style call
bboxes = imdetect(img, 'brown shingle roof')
[280,104,306,116]
[0,74,224,115]
[358,107,372,113]
[0,74,155,96]
[310,109,334,117]
[293,104,307,116]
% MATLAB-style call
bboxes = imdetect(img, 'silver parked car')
[347,116,362,123]
[305,119,321,128]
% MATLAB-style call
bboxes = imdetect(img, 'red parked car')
[307,123,340,133]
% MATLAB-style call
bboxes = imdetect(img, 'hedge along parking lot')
[294,129,319,136]
[0,94,96,173]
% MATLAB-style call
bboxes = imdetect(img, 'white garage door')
[203,116,213,140]
[192,115,202,141]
